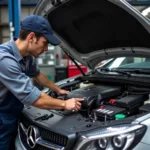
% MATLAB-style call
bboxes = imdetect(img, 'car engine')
[52,81,149,122]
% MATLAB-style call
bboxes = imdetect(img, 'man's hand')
[57,89,70,95]
[64,98,84,111]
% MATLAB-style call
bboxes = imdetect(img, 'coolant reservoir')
[79,82,94,88]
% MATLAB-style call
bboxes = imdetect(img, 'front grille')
[40,128,68,146]
[19,117,68,150]
[21,118,68,146]
[19,126,54,150]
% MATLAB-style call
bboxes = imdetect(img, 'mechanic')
[0,15,84,150]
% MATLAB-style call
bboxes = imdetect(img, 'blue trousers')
[0,116,18,150]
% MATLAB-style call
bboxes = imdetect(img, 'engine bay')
[49,81,150,122]
[20,80,150,150]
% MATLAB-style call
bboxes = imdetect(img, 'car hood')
[34,0,150,69]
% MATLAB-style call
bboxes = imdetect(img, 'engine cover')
[66,85,122,109]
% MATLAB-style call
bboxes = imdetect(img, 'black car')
[15,0,150,150]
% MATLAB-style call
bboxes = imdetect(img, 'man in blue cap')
[0,15,84,150]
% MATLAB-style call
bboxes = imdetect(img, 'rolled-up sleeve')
[0,54,41,106]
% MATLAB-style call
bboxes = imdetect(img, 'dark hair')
[19,29,44,41]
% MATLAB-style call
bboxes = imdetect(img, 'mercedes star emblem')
[27,125,40,148]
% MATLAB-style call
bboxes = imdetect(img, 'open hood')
[34,0,150,69]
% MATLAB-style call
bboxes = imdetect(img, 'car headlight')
[74,124,146,150]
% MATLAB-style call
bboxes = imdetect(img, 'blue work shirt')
[0,38,41,117]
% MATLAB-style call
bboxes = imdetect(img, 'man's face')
[28,35,49,58]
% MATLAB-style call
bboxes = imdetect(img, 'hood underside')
[35,0,150,68]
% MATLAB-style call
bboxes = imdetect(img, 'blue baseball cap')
[21,15,60,45]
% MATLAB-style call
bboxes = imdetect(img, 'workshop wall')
[0,0,37,44]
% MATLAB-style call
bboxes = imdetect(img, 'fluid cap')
[115,114,126,120]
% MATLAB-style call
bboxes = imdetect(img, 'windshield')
[99,57,150,70]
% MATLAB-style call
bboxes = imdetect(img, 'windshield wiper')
[125,69,150,75]
[100,68,131,76]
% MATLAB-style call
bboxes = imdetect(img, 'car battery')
[92,105,126,120]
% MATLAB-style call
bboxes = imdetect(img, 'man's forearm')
[32,92,84,111]
[34,72,61,93]
[32,92,65,109]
